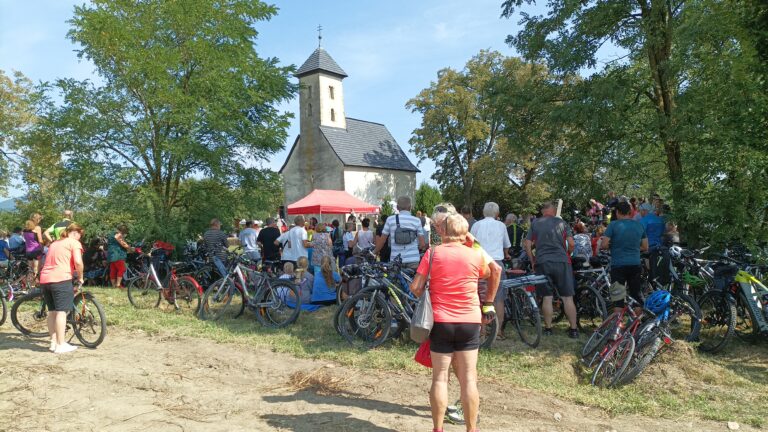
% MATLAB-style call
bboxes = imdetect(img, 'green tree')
[54,0,295,232]
[0,70,38,195]
[407,50,507,207]
[413,182,442,215]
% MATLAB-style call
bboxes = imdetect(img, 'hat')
[639,203,654,212]
[239,219,246,225]
[254,220,263,225]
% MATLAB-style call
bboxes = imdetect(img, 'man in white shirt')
[275,215,310,266]
[471,202,511,333]
[374,196,425,269]
[238,220,261,262]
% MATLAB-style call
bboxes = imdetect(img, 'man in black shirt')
[257,218,282,263]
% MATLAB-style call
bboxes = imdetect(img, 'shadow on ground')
[261,412,398,432]
[264,390,430,418]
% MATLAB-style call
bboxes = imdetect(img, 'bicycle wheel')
[581,312,620,367]
[479,315,498,349]
[199,278,244,320]
[619,321,663,385]
[127,277,161,309]
[11,290,49,337]
[254,280,302,328]
[668,292,702,342]
[591,335,635,388]
[575,285,607,333]
[173,276,201,314]
[511,288,542,348]
[697,290,736,353]
[0,292,6,326]
[734,291,759,341]
[338,290,391,349]
[72,292,107,348]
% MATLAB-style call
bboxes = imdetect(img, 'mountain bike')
[336,259,418,348]
[0,292,6,326]
[10,283,107,348]
[127,246,203,313]
[698,255,768,352]
[500,274,544,348]
[199,253,301,328]
[583,298,645,388]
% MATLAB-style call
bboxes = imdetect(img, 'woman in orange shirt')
[39,223,85,354]
[410,210,500,432]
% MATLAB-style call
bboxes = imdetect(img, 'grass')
[91,286,767,427]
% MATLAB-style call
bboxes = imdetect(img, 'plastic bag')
[414,340,432,368]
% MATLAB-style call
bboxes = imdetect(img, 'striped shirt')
[381,211,424,264]
[203,229,229,261]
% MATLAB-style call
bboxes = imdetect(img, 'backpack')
[393,214,418,245]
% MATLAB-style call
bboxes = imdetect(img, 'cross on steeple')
[317,24,322,48]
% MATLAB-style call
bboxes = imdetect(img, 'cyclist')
[43,210,74,243]
[23,213,45,282]
[8,227,25,252]
[639,202,665,284]
[0,230,9,270]
[107,225,134,288]
[373,196,426,270]
[524,201,579,338]
[238,220,261,263]
[203,218,230,278]
[601,201,648,313]
[39,223,85,354]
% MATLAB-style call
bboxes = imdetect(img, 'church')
[279,45,419,210]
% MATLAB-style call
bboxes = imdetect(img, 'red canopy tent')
[287,189,379,215]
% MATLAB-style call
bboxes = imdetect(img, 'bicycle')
[499,274,544,348]
[126,245,203,313]
[199,253,301,328]
[698,255,768,352]
[336,259,418,348]
[10,282,107,348]
[582,298,645,388]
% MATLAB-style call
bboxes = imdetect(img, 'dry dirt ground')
[0,327,753,432]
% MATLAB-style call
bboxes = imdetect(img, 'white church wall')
[343,167,416,206]
[317,73,346,129]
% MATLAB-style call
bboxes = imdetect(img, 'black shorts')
[535,261,575,297]
[42,280,74,312]
[430,322,481,354]
[610,265,643,308]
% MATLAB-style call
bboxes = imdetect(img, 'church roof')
[319,118,419,172]
[295,47,348,79]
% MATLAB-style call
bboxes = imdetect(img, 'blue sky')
[1,1,617,200]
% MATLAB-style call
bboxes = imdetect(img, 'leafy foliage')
[413,182,442,215]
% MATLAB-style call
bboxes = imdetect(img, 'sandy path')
[0,327,748,432]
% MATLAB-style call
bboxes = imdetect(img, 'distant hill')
[0,198,17,212]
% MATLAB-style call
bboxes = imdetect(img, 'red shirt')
[416,243,486,324]
[40,237,83,284]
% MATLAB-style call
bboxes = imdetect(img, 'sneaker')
[567,328,579,339]
[543,328,553,336]
[444,400,465,424]
[49,341,57,352]
[54,343,78,354]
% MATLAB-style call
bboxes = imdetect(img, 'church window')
[308,85,312,98]
[329,85,335,100]
[308,103,312,117]
[331,108,336,122]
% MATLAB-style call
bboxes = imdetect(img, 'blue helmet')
[645,290,672,315]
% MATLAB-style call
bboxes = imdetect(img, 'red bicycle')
[127,243,203,313]
[581,298,646,388]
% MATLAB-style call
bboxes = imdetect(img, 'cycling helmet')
[645,290,672,315]
[669,245,683,260]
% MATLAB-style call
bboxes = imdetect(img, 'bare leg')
[54,311,67,345]
[542,295,553,328]
[430,352,452,431]
[452,349,480,432]
[47,311,56,350]
[562,296,578,329]
[494,295,505,336]
[115,276,123,288]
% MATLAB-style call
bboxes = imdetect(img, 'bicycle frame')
[734,270,768,333]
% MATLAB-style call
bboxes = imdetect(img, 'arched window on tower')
[308,103,313,117]
[307,85,312,98]
[330,108,336,122]
[329,85,335,100]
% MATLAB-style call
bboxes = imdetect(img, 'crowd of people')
[0,191,680,430]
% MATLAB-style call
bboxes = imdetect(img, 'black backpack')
[393,214,418,245]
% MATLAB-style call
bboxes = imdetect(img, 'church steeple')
[296,46,346,129]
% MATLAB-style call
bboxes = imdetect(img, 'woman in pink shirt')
[39,223,85,354]
[410,210,500,432]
